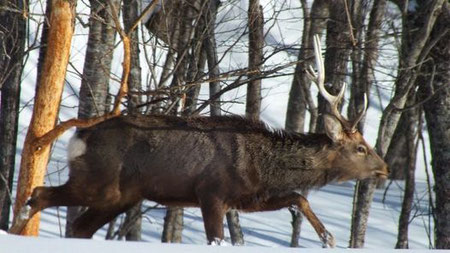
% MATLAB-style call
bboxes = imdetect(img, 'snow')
[4,234,445,253]
[2,0,438,251]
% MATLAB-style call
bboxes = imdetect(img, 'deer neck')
[260,133,341,193]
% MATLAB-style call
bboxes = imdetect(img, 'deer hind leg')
[241,192,335,248]
[71,206,131,238]
[199,199,227,245]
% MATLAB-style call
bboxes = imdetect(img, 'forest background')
[0,0,449,249]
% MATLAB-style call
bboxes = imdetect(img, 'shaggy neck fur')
[259,131,341,193]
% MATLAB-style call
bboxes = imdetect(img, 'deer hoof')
[210,238,228,246]
[19,204,32,220]
[321,230,336,248]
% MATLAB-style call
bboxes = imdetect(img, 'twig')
[35,0,132,149]
[343,0,357,46]
[419,126,435,248]
[393,65,449,113]
[127,0,159,35]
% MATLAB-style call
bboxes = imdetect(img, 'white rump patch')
[67,134,87,161]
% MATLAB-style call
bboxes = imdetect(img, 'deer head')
[307,35,388,181]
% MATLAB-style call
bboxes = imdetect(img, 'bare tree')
[348,0,387,247]
[246,0,263,121]
[10,0,77,235]
[419,2,450,249]
[395,90,421,248]
[0,0,27,230]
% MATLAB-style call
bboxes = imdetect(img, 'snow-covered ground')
[2,234,445,253]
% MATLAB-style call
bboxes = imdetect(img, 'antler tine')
[307,35,347,124]
[350,93,368,132]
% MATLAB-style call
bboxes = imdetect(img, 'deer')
[9,35,388,247]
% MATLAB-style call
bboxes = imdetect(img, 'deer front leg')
[241,192,335,248]
[9,184,81,235]
[291,194,335,248]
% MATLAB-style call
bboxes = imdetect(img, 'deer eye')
[357,145,367,154]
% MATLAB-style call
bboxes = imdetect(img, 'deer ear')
[323,114,345,143]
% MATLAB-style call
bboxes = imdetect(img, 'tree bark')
[420,3,450,248]
[316,1,352,134]
[123,0,142,113]
[10,0,76,236]
[0,0,27,230]
[204,0,221,116]
[161,207,183,243]
[285,0,311,135]
[122,202,142,241]
[246,0,263,121]
[66,0,118,237]
[347,0,368,131]
[384,114,408,180]
[395,91,420,249]
[347,0,387,248]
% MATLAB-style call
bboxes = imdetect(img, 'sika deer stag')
[10,35,388,247]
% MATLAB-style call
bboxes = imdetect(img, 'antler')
[306,35,347,126]
[349,93,368,132]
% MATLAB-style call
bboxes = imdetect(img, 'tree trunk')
[347,0,387,248]
[285,0,311,135]
[347,0,368,131]
[246,0,263,121]
[316,1,352,134]
[384,114,409,180]
[204,0,221,116]
[123,0,142,113]
[121,0,143,240]
[395,91,420,249]
[66,0,117,237]
[121,202,142,241]
[0,0,27,230]
[423,58,450,249]
[161,207,183,243]
[350,0,444,247]
[10,0,76,236]
[420,3,450,248]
